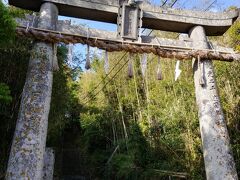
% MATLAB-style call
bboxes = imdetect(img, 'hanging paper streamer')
[31,13,37,27]
[140,53,148,77]
[85,45,91,70]
[67,43,73,66]
[104,50,109,74]
[174,60,182,81]
[52,43,59,71]
[128,53,134,78]
[198,55,205,86]
[157,56,163,80]
[128,0,135,5]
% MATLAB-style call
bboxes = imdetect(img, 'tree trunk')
[189,26,238,180]
[6,3,58,180]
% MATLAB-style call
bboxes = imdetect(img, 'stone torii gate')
[6,0,240,179]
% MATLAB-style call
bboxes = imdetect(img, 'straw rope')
[16,26,240,62]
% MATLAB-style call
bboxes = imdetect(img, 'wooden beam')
[9,0,240,35]
[151,169,188,179]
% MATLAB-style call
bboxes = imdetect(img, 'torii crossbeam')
[6,0,240,180]
[10,0,239,35]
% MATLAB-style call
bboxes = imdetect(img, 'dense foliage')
[229,21,240,51]
[71,22,240,179]
[0,83,12,104]
[0,1,239,179]
[0,1,16,45]
[76,52,202,179]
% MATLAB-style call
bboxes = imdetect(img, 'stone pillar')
[6,3,58,180]
[42,148,55,180]
[189,26,238,180]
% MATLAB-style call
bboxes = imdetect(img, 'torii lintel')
[9,0,240,36]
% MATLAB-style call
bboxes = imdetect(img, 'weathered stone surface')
[42,148,55,180]
[189,26,238,180]
[6,3,58,180]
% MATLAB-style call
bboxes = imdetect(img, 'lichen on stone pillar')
[6,3,58,180]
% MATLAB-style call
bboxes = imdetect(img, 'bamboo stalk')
[150,169,188,178]
[106,145,119,164]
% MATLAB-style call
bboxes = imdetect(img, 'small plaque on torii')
[117,2,142,42]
